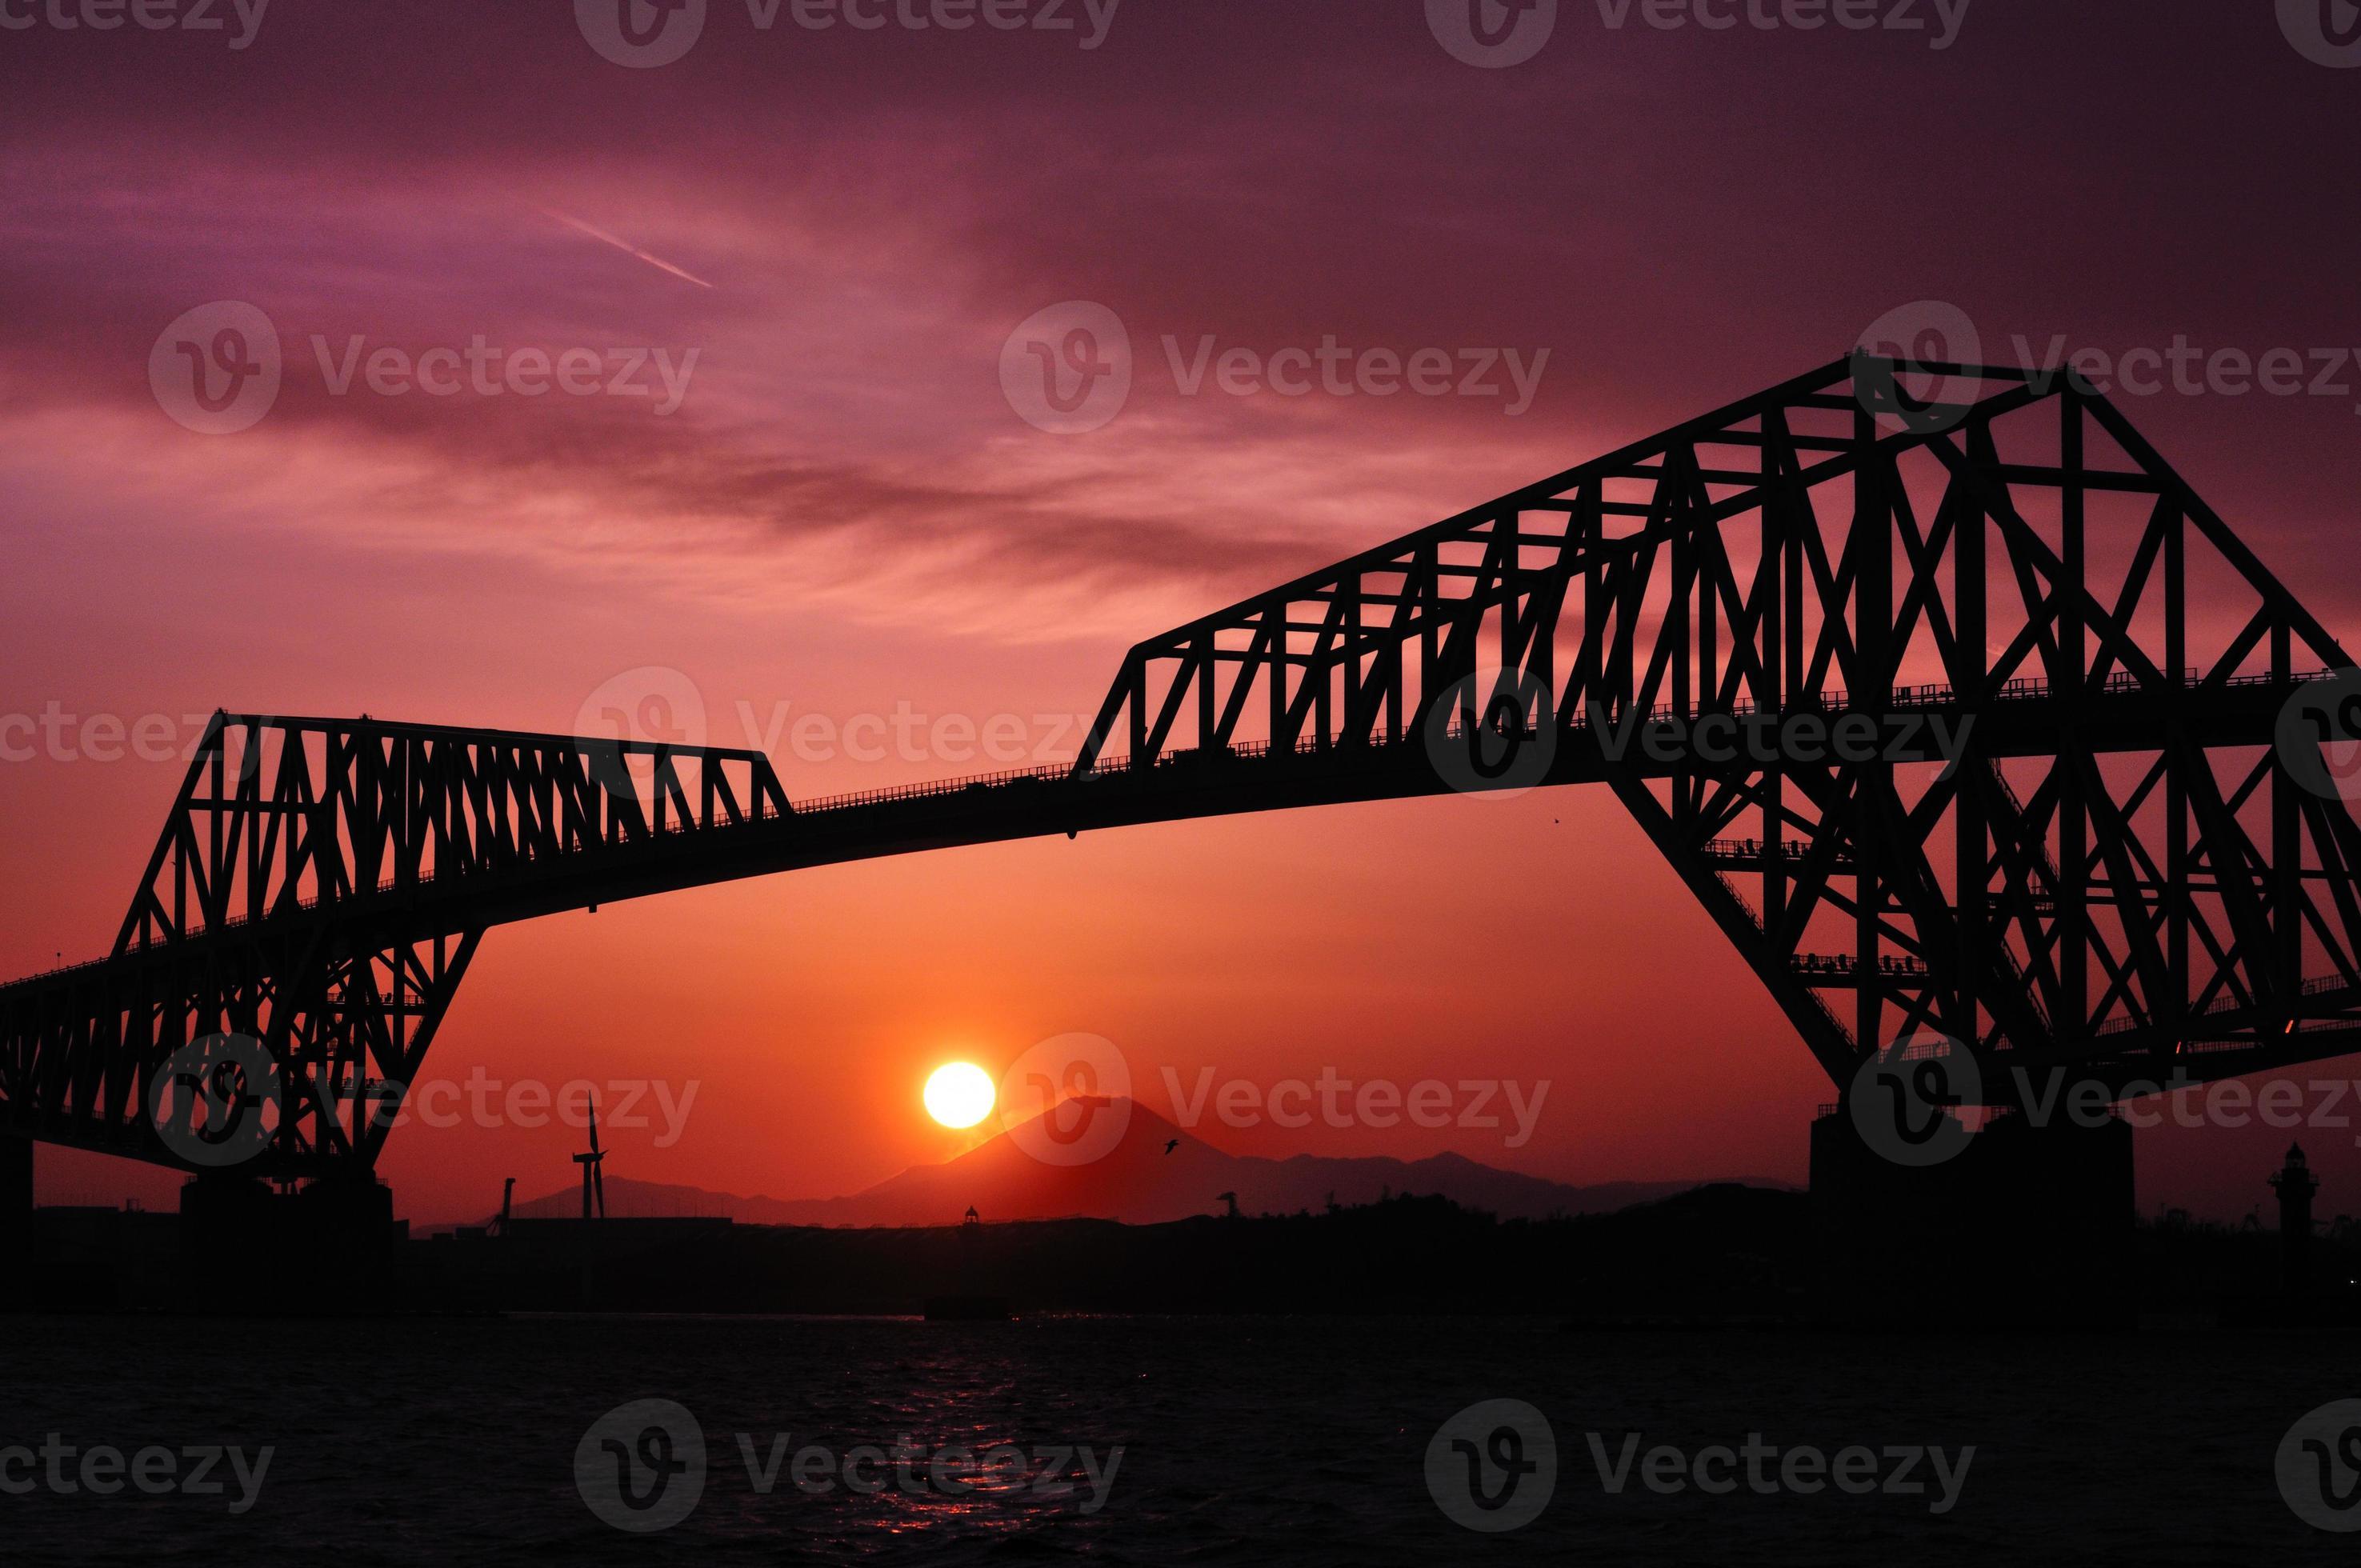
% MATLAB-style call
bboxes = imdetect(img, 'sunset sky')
[3,1,2359,1223]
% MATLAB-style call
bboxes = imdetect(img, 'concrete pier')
[0,1132,30,1241]
[1811,1106,2135,1326]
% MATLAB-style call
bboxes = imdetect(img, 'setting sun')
[922,1062,997,1130]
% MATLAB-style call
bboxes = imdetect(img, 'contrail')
[536,206,714,290]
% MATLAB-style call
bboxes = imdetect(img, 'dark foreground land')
[18,1182,2361,1326]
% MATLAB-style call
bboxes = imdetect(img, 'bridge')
[6,352,2361,1197]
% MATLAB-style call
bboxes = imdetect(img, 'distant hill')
[503,1097,1788,1228]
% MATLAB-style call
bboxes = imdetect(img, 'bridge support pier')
[295,1175,402,1242]
[0,1132,30,1242]
[180,1173,406,1309]
[1810,1108,2134,1327]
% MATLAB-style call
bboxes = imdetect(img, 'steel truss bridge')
[7,353,2361,1183]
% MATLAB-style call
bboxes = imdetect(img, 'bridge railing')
[2086,970,2359,1038]
[769,666,2303,834]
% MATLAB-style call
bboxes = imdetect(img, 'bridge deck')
[6,669,2317,993]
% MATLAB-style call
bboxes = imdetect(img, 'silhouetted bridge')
[9,354,2361,1184]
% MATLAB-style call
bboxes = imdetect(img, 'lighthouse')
[2270,1143,2319,1296]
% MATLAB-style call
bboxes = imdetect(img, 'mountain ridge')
[498,1095,1791,1228]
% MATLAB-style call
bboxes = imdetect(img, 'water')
[2,1314,2356,1564]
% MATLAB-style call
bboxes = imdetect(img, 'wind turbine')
[574,1088,607,1220]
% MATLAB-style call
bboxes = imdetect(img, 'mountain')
[502,1098,1787,1227]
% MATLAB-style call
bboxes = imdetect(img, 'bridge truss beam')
[1076,354,2361,1099]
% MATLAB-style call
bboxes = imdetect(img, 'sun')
[923,1062,997,1129]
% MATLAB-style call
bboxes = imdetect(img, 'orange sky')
[4,2,2360,1222]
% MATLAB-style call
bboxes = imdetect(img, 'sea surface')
[2,1313,2359,1565]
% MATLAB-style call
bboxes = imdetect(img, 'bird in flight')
[1163,1138,1179,1155]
